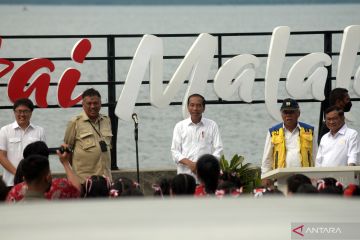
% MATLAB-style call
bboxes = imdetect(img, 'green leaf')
[218,153,261,193]
[238,163,253,173]
[229,155,241,170]
[229,154,237,166]
[219,156,229,171]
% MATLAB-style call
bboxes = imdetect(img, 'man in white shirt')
[0,98,45,187]
[261,98,317,176]
[171,94,223,180]
[316,106,359,167]
[318,88,353,143]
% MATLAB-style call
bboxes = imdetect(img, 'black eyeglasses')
[14,110,31,115]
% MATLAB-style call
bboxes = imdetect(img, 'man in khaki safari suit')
[64,88,113,184]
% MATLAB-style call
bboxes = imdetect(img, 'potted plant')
[219,154,261,193]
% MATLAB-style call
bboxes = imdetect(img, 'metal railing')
[0,31,359,169]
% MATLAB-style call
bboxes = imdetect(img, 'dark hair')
[0,179,7,201]
[171,174,196,196]
[187,94,206,107]
[196,154,220,194]
[22,155,50,184]
[325,106,344,117]
[14,159,25,185]
[111,177,143,197]
[296,183,318,194]
[23,141,49,158]
[317,178,343,195]
[82,88,101,99]
[286,174,312,194]
[329,88,348,106]
[83,175,111,198]
[318,186,343,195]
[13,98,34,112]
[20,141,49,185]
[153,178,171,197]
[217,181,239,195]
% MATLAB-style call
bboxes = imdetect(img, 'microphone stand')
[134,120,140,184]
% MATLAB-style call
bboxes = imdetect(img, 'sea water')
[0,4,359,173]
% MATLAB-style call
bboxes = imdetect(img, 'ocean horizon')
[1,0,360,5]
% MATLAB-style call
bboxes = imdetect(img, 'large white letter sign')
[115,33,216,121]
[286,52,331,100]
[355,64,360,96]
[264,26,290,121]
[336,25,360,95]
[214,54,259,102]
[151,33,216,118]
[115,34,162,121]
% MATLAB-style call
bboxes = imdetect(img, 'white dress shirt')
[316,124,359,167]
[261,123,317,175]
[171,117,223,178]
[0,121,45,186]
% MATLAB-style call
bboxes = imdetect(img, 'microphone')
[132,113,138,125]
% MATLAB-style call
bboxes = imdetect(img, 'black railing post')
[217,35,223,102]
[318,32,333,143]
[217,35,222,69]
[107,35,119,170]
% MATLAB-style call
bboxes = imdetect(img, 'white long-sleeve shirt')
[316,124,359,167]
[171,117,223,178]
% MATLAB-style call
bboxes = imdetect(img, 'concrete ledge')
[2,197,359,240]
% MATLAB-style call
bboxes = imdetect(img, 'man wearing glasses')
[0,98,45,187]
[316,106,359,167]
[261,98,317,177]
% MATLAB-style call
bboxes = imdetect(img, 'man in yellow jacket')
[261,98,317,176]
